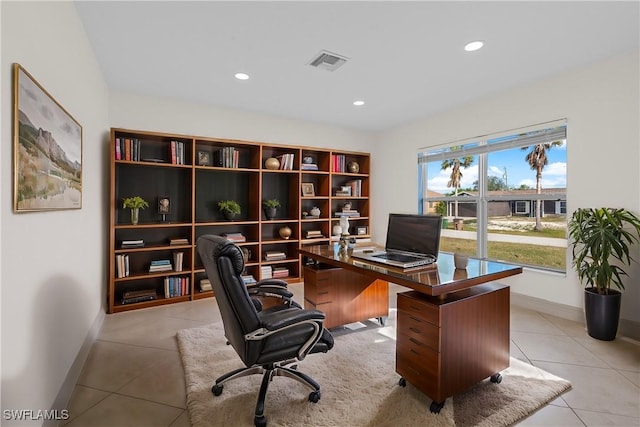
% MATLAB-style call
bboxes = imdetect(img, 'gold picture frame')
[13,64,82,212]
[301,182,315,197]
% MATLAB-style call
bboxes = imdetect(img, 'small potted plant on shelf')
[218,200,241,221]
[123,196,149,225]
[568,207,640,341]
[263,199,280,220]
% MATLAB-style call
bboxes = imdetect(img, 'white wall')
[1,2,109,424]
[371,50,640,330]
[109,92,374,153]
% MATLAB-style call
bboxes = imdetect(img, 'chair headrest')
[197,235,245,275]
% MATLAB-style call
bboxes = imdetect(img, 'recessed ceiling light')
[464,41,484,52]
[234,72,250,80]
[353,100,365,106]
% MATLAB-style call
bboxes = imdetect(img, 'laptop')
[352,214,442,269]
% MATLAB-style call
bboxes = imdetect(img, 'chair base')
[211,361,321,427]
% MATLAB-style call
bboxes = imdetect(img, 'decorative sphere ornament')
[265,157,280,170]
[279,225,292,239]
[310,206,321,217]
[347,161,360,173]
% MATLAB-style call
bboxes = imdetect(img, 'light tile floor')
[63,283,639,427]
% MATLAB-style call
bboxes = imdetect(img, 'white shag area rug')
[177,323,571,427]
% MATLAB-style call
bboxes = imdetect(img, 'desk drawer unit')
[396,284,510,406]
[303,265,388,329]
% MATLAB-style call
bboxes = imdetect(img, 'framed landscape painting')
[13,64,82,212]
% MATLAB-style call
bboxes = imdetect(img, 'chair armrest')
[247,285,293,299]
[259,308,325,331]
[252,278,289,289]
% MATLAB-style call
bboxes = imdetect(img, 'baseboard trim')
[46,308,105,427]
[511,291,640,341]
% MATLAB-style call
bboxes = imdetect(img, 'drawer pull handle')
[409,327,420,333]
[410,305,421,311]
[409,338,422,346]
[409,348,420,355]
[409,315,421,322]
[318,291,329,295]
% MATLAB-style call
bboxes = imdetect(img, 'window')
[418,120,567,272]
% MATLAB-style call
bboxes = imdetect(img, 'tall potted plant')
[568,207,640,340]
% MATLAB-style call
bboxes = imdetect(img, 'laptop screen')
[385,214,443,257]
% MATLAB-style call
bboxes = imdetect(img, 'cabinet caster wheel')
[490,373,502,384]
[212,384,223,396]
[430,400,445,414]
[308,391,321,403]
[398,378,407,387]
[254,415,266,427]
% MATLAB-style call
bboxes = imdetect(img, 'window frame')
[418,119,567,272]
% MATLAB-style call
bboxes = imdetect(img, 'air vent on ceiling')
[308,50,349,72]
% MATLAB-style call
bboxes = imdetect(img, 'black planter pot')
[584,287,621,341]
[223,212,237,221]
[264,207,277,220]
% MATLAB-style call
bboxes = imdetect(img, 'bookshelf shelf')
[108,127,370,313]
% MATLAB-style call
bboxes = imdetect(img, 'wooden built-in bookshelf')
[108,128,371,313]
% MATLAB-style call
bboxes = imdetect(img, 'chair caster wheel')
[430,400,445,414]
[490,373,502,383]
[212,384,223,396]
[254,415,266,427]
[398,377,407,387]
[308,391,321,403]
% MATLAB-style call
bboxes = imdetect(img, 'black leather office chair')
[196,235,334,427]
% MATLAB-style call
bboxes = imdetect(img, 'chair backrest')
[197,235,261,359]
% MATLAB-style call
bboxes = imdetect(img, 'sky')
[427,142,567,194]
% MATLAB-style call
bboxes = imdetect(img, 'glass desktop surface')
[299,245,522,295]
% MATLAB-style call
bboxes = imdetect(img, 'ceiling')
[75,1,639,132]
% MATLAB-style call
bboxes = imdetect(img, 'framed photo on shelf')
[356,226,368,235]
[301,182,315,197]
[158,196,171,214]
[13,63,82,212]
[197,150,211,166]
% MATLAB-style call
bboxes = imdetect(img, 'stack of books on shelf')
[199,278,212,292]
[264,251,287,261]
[164,276,189,298]
[272,266,289,279]
[222,232,246,243]
[169,237,189,246]
[121,239,144,249]
[335,185,351,196]
[277,153,295,170]
[169,140,186,164]
[301,162,318,171]
[335,207,360,218]
[346,179,363,197]
[173,252,184,272]
[115,137,142,162]
[241,274,257,285]
[121,289,156,305]
[149,259,173,273]
[260,265,273,280]
[115,254,130,278]
[305,230,324,239]
[215,147,239,168]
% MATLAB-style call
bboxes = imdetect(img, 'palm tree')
[441,147,474,219]
[522,141,563,231]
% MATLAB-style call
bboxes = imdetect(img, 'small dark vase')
[584,287,621,341]
[264,207,277,220]
[223,211,237,221]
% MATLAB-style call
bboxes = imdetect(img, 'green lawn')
[440,237,566,270]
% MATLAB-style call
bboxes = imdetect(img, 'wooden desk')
[298,245,523,413]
